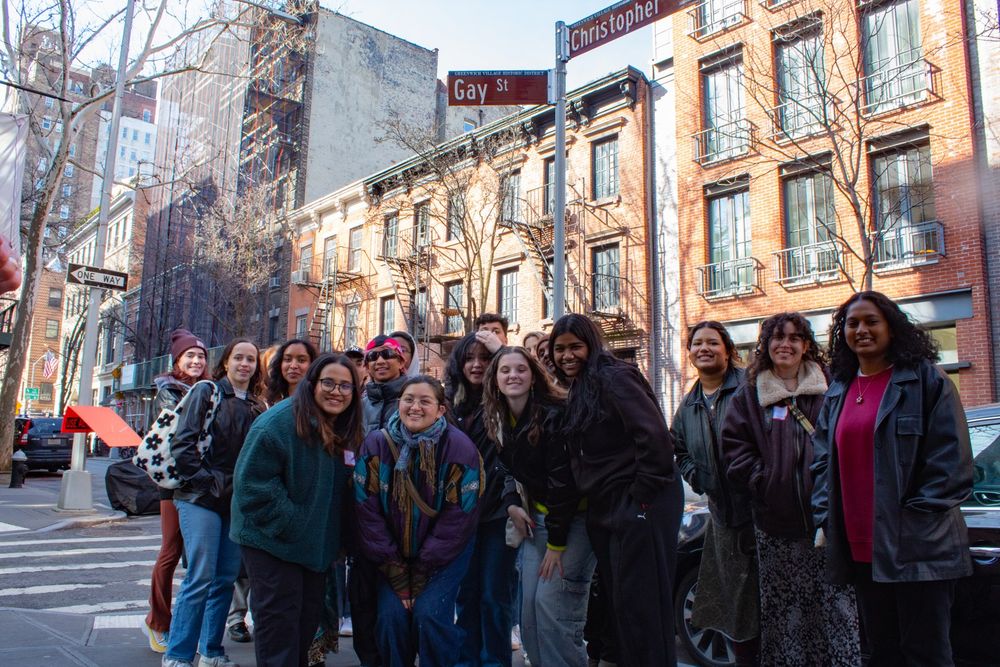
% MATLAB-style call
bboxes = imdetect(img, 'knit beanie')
[170,329,206,361]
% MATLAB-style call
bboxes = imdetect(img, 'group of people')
[675,291,973,667]
[141,288,973,667]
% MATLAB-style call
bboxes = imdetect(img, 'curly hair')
[827,291,939,383]
[482,346,566,449]
[687,320,743,369]
[746,312,825,386]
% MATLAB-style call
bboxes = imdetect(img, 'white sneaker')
[162,659,193,667]
[339,617,353,637]
[511,624,522,651]
[197,656,239,667]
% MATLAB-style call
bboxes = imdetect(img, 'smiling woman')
[231,354,364,667]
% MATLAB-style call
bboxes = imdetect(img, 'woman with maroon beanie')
[143,329,209,653]
[812,292,973,666]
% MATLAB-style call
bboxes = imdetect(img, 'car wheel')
[675,567,736,667]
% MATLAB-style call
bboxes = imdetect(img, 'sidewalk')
[0,469,125,533]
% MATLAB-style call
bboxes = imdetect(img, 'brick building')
[284,67,656,378]
[656,0,994,406]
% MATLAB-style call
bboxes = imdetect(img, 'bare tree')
[0,0,269,470]
[189,183,287,338]
[685,0,968,292]
[374,120,528,339]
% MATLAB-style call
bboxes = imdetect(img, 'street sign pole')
[58,0,135,510]
[553,22,569,319]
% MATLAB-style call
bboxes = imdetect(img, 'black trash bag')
[105,459,161,516]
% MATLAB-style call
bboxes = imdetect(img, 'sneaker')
[227,621,252,643]
[197,656,239,667]
[162,659,193,667]
[511,625,522,651]
[338,617,353,637]
[143,621,169,653]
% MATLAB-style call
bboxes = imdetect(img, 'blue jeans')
[376,540,474,667]
[166,500,243,662]
[521,511,596,667]
[456,517,519,666]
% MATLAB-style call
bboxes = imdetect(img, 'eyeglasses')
[365,348,400,364]
[399,396,439,409]
[318,379,355,394]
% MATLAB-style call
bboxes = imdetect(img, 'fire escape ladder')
[307,264,334,350]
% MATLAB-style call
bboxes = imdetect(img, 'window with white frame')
[348,226,363,271]
[699,53,747,163]
[414,205,430,248]
[143,109,151,122]
[778,169,839,282]
[62,184,72,198]
[871,142,939,267]
[775,26,826,139]
[445,281,464,334]
[295,315,308,338]
[703,186,754,295]
[498,268,518,323]
[59,205,69,220]
[380,296,395,334]
[862,0,925,114]
[64,164,74,177]
[447,194,465,241]
[501,171,521,223]
[383,213,399,257]
[409,288,427,335]
[591,243,621,311]
[345,303,361,348]
[322,236,337,276]
[592,137,619,199]
[298,244,313,276]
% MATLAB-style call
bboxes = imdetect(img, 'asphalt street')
[0,457,697,666]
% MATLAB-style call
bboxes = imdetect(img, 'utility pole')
[58,0,136,510]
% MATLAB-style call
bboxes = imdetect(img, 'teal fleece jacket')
[230,398,350,572]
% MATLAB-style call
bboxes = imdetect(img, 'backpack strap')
[381,428,439,519]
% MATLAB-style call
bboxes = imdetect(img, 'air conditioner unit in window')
[290,270,310,285]
[269,277,281,289]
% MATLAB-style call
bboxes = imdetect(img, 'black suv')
[13,417,72,472]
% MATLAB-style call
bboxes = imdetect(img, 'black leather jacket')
[672,367,751,528]
[452,400,512,524]
[172,377,263,516]
[811,360,973,584]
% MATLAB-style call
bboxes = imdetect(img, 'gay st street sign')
[447,71,550,106]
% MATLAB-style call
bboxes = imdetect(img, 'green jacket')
[230,398,350,572]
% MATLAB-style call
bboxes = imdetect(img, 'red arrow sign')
[568,0,689,59]
[447,71,550,106]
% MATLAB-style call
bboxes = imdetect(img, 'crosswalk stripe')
[0,521,26,533]
[93,613,147,629]
[0,545,160,560]
[44,599,149,614]
[0,560,156,576]
[0,535,159,547]
[0,583,104,596]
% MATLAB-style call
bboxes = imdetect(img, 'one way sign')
[66,262,128,291]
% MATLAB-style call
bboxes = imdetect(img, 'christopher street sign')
[66,262,128,291]
[447,71,550,106]
[568,0,689,59]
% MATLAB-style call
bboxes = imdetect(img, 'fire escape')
[292,250,371,351]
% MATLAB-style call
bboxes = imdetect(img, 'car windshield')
[969,420,1000,507]
[29,419,63,434]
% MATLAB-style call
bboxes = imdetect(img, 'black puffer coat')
[672,367,750,528]
[812,360,973,584]
[172,377,263,516]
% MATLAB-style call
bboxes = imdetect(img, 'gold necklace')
[855,375,873,404]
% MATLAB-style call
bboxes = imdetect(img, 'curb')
[36,510,128,532]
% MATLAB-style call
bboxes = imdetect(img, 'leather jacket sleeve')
[810,388,839,531]
[171,381,217,491]
[542,432,580,549]
[906,363,973,512]
[671,402,703,495]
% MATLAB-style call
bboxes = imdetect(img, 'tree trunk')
[0,202,50,472]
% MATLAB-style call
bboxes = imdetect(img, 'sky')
[75,0,657,91]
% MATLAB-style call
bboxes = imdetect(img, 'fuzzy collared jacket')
[721,361,828,539]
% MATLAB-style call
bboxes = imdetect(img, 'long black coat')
[811,360,973,584]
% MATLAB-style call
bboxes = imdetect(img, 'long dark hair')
[444,333,489,413]
[293,354,363,455]
[213,337,264,399]
[549,314,615,436]
[746,312,825,386]
[828,291,939,383]
[267,338,319,405]
[483,346,566,448]
[687,320,742,370]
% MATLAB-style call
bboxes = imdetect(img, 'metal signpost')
[447,0,688,319]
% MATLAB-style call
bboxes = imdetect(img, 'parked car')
[13,417,72,472]
[674,402,1000,667]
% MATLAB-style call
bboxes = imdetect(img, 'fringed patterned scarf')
[385,412,448,513]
